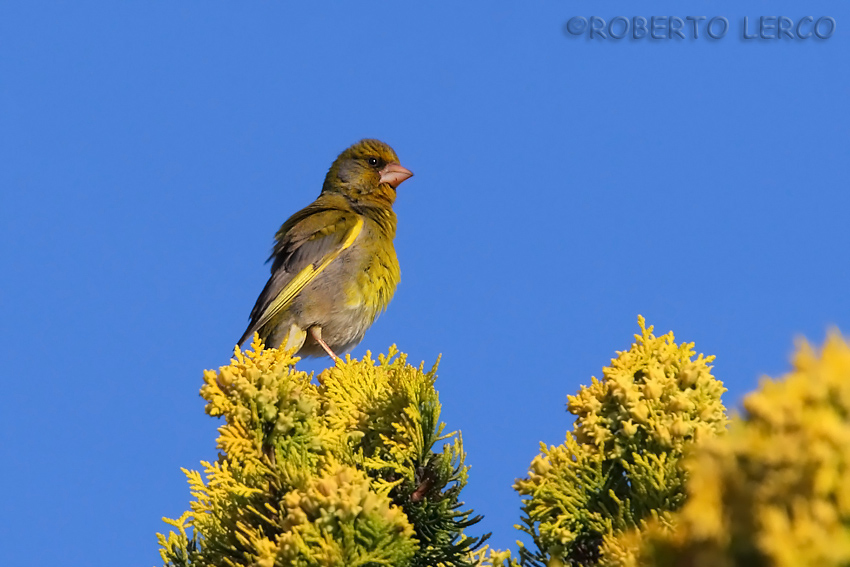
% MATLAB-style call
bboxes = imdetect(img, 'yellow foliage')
[515,317,727,566]
[567,316,726,456]
[470,545,521,567]
[636,332,850,567]
[158,338,485,567]
[158,320,850,567]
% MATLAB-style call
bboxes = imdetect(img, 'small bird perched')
[237,139,413,360]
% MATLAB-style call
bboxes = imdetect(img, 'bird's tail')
[237,325,258,349]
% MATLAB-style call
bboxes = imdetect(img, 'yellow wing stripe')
[255,217,364,329]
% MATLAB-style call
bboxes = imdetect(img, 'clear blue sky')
[2,1,848,565]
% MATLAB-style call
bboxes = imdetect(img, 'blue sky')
[1,1,848,565]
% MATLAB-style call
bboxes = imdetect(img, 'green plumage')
[238,139,412,358]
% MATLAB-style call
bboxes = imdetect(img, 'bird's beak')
[379,163,413,188]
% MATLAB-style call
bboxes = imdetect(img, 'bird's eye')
[367,157,379,167]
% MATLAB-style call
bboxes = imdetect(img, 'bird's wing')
[239,206,363,346]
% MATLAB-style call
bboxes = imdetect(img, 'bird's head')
[322,139,413,207]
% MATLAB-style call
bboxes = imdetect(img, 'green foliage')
[158,340,487,567]
[514,317,728,567]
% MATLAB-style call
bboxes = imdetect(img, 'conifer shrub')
[159,321,850,567]
[513,317,727,567]
[158,341,486,567]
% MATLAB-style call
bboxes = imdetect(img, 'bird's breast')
[343,223,400,319]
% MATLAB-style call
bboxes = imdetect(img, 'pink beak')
[379,163,414,188]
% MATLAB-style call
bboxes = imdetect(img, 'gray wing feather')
[237,215,351,347]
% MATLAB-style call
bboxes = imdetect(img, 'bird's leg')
[309,326,340,362]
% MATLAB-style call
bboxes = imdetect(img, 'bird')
[237,139,413,361]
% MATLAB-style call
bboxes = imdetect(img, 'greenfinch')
[237,139,413,360]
